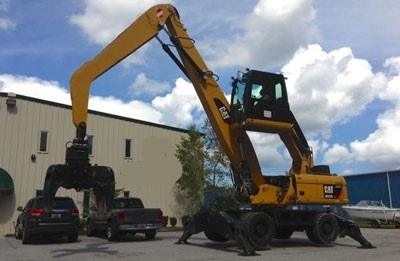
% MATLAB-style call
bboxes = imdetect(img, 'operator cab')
[230,70,292,132]
[230,69,312,156]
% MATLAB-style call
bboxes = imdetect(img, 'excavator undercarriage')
[177,207,374,256]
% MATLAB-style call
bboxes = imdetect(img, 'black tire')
[241,212,275,249]
[274,227,294,239]
[313,212,339,244]
[22,228,31,245]
[306,226,321,244]
[15,221,22,240]
[86,220,94,237]
[371,220,381,228]
[68,233,78,242]
[145,231,157,240]
[107,223,119,241]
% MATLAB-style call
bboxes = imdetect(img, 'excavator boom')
[67,4,264,203]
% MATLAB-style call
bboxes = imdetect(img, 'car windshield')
[113,198,143,209]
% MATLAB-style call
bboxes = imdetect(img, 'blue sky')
[1,0,399,175]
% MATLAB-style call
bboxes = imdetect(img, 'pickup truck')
[86,197,163,241]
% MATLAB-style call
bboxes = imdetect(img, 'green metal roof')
[0,168,14,191]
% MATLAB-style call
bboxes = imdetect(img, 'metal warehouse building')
[345,170,400,208]
[0,92,188,236]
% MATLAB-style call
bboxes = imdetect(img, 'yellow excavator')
[43,4,373,254]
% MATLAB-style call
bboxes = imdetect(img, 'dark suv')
[15,196,80,244]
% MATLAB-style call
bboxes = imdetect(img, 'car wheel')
[68,233,78,242]
[14,221,22,240]
[107,223,119,241]
[22,228,31,245]
[86,220,94,237]
[145,231,157,240]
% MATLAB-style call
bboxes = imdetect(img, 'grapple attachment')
[43,123,115,213]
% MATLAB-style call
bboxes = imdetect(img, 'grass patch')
[357,222,397,229]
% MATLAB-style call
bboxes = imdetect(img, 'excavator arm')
[69,4,265,189]
[43,4,267,212]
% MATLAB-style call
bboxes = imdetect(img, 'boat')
[342,200,400,228]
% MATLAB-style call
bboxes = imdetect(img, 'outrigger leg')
[335,213,375,248]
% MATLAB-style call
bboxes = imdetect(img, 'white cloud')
[324,144,350,165]
[322,56,400,171]
[0,0,15,31]
[0,74,70,105]
[346,58,400,170]
[384,57,400,76]
[129,73,170,97]
[88,95,162,123]
[0,73,202,129]
[0,17,15,30]
[152,78,203,127]
[68,0,317,71]
[69,0,171,45]
[281,44,382,138]
[248,132,286,174]
[202,0,318,69]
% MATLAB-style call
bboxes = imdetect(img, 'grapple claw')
[43,164,115,213]
[43,123,115,213]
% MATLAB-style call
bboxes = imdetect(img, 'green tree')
[175,124,205,215]
[202,119,232,190]
[202,119,238,211]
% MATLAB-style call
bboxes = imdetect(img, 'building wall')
[0,93,187,235]
[345,170,400,208]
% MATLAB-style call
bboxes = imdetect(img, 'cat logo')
[214,98,230,123]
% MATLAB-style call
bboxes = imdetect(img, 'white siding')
[0,93,187,235]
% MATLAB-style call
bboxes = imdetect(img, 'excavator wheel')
[241,212,275,249]
[308,212,339,244]
[306,226,321,244]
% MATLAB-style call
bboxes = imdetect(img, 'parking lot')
[1,228,399,261]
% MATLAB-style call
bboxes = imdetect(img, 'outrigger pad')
[43,164,115,213]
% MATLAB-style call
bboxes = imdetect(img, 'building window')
[125,139,132,158]
[39,131,48,152]
[123,191,130,198]
[87,135,94,156]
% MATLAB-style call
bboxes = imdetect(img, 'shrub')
[181,215,190,226]
[79,218,87,231]
[162,216,169,227]
[170,217,177,227]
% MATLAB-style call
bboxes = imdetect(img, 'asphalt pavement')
[1,228,399,260]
